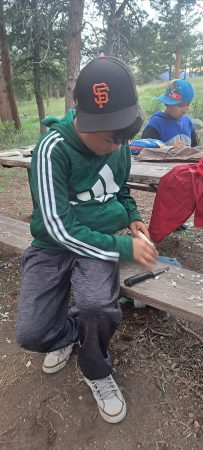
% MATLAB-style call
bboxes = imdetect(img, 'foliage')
[4,0,69,100]
[150,0,202,75]
[1,0,203,129]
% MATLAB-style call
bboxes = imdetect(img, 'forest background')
[0,0,203,149]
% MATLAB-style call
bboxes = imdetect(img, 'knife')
[124,267,169,287]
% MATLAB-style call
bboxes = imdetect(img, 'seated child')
[142,79,197,147]
[16,55,157,425]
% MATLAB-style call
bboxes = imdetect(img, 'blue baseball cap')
[155,79,194,105]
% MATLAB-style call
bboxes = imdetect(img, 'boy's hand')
[173,140,184,148]
[129,221,150,240]
[132,238,158,269]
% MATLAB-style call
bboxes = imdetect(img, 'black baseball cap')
[74,55,141,132]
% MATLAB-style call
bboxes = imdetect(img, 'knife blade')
[124,267,169,287]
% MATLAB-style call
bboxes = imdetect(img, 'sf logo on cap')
[93,83,109,109]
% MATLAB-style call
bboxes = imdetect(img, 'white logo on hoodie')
[75,164,119,203]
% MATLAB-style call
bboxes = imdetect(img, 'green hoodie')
[30,109,142,262]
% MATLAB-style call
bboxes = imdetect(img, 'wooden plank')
[0,150,187,185]
[127,182,158,192]
[0,147,32,169]
[0,215,32,254]
[120,262,203,325]
[129,160,185,184]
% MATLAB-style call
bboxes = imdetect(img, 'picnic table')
[0,147,185,191]
[0,147,203,325]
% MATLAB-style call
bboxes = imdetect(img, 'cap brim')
[77,104,140,132]
[155,95,182,105]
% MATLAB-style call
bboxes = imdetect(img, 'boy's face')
[74,119,121,155]
[165,102,190,119]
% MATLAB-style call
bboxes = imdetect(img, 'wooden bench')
[0,215,32,254]
[120,263,203,325]
[0,214,203,325]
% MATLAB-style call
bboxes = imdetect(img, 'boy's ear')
[74,99,78,107]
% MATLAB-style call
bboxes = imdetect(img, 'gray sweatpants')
[16,247,121,380]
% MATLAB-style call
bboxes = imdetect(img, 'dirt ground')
[0,167,203,450]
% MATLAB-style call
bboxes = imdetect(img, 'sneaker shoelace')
[91,376,118,401]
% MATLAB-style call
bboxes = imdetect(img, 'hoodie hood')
[42,108,76,130]
[151,110,177,121]
[42,109,94,157]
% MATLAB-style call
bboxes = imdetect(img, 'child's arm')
[191,130,198,147]
[141,125,161,140]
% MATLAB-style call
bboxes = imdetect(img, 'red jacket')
[149,162,203,243]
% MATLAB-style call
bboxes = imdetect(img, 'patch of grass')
[0,97,65,150]
[0,168,28,190]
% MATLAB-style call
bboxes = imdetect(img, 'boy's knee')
[79,302,122,322]
[16,323,45,352]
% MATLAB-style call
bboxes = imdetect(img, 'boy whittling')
[16,55,157,424]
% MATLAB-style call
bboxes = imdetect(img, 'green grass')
[0,77,203,150]
[0,97,66,150]
[0,167,27,189]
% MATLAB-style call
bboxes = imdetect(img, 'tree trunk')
[0,0,21,129]
[65,0,84,112]
[105,0,129,56]
[56,86,60,98]
[45,84,49,108]
[175,48,181,78]
[33,45,46,133]
[47,83,52,98]
[175,0,181,79]
[32,0,46,134]
[105,14,116,56]
[0,62,12,121]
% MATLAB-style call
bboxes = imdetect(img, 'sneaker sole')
[84,377,127,424]
[42,357,69,374]
[99,400,127,424]
[42,343,75,374]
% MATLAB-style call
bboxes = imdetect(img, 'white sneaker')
[42,344,75,374]
[84,375,126,423]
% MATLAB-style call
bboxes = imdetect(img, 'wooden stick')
[137,230,154,246]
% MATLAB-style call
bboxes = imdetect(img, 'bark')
[45,84,49,107]
[0,0,21,128]
[47,83,52,98]
[65,0,84,111]
[33,45,46,133]
[0,62,12,121]
[175,48,181,78]
[105,0,129,56]
[56,86,60,98]
[175,0,181,78]
[32,0,46,134]
[105,14,116,56]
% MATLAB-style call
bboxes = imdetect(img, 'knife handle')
[124,271,153,287]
